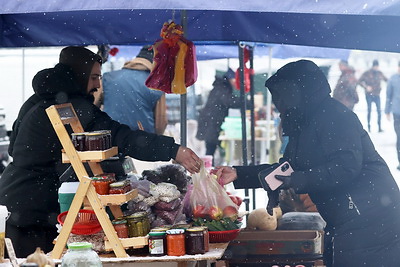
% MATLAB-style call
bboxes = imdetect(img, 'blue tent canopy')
[113,44,350,61]
[1,0,400,52]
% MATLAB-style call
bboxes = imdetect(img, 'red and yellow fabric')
[145,21,198,94]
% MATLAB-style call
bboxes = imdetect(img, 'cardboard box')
[228,230,323,256]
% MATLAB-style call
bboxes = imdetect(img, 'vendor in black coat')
[0,46,201,257]
[215,60,400,266]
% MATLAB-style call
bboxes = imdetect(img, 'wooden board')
[98,189,138,206]
[62,147,118,163]
[104,236,149,251]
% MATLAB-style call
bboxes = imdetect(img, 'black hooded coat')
[0,63,179,229]
[233,60,400,266]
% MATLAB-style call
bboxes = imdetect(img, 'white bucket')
[58,182,79,213]
[0,205,10,233]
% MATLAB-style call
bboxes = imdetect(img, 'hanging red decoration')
[109,47,119,57]
[234,47,254,93]
[145,21,198,94]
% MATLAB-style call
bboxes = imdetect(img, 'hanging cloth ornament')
[145,21,198,94]
[234,46,254,93]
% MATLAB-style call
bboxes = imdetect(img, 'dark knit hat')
[136,45,154,63]
[373,59,379,66]
[224,68,236,80]
[59,46,102,92]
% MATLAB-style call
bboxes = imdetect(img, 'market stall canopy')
[1,0,400,52]
[112,44,350,61]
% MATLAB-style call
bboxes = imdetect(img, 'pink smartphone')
[264,161,293,190]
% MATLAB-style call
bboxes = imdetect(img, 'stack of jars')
[71,130,112,151]
[148,226,209,257]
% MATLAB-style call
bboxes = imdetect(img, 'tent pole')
[238,43,250,213]
[180,10,188,146]
[266,46,273,163]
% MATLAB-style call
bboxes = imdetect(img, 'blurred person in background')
[102,45,167,134]
[385,61,400,170]
[196,69,241,164]
[332,60,359,111]
[358,59,387,132]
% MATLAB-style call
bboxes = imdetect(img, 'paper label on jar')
[149,239,164,255]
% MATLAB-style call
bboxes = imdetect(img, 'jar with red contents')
[112,219,129,238]
[166,229,186,256]
[91,177,111,195]
[109,180,131,194]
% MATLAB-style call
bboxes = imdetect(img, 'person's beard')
[281,107,305,137]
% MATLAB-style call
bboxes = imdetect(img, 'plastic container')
[61,242,102,267]
[57,210,102,235]
[0,205,10,262]
[209,229,241,243]
[58,182,80,213]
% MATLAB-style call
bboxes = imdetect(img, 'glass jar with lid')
[166,229,186,256]
[185,227,205,255]
[148,231,167,256]
[71,132,87,151]
[61,242,102,267]
[126,212,150,237]
[112,219,129,238]
[85,132,105,151]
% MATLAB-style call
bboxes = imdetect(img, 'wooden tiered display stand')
[46,103,147,259]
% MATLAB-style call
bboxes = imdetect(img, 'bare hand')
[386,113,392,121]
[213,166,237,185]
[174,146,201,174]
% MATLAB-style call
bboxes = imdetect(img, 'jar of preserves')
[71,133,87,151]
[112,219,129,238]
[166,229,186,256]
[61,242,102,267]
[126,212,150,237]
[201,226,209,252]
[85,132,104,151]
[148,231,167,256]
[109,181,130,194]
[91,177,111,195]
[185,227,205,255]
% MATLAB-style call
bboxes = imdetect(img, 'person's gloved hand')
[266,189,280,216]
[275,174,292,190]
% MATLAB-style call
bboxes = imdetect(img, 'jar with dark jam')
[71,133,86,151]
[166,229,185,256]
[85,132,104,150]
[200,226,209,252]
[148,231,167,256]
[185,227,205,255]
[112,219,129,238]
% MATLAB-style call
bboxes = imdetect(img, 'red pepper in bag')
[145,21,198,94]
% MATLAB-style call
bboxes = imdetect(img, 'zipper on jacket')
[346,193,361,215]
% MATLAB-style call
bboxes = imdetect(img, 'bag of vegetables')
[190,164,238,222]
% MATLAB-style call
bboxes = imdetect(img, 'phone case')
[258,161,293,191]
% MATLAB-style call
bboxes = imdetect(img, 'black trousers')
[6,223,58,258]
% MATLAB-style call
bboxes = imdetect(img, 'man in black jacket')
[216,60,400,266]
[0,46,201,257]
